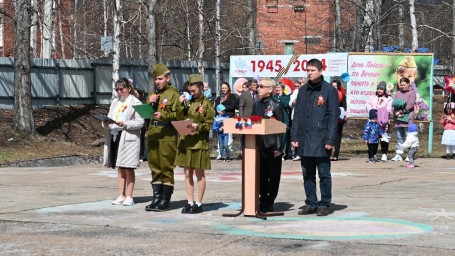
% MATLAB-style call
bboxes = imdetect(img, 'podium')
[222,118,286,219]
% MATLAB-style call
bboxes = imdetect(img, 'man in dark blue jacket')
[291,59,339,217]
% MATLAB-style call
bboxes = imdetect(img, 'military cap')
[398,56,417,68]
[152,64,170,77]
[189,74,203,84]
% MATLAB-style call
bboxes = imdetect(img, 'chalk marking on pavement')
[418,208,455,221]
[214,217,432,241]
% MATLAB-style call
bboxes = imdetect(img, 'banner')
[229,53,348,78]
[346,53,433,121]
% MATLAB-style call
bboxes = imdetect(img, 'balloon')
[233,77,248,96]
[341,73,350,82]
[278,78,294,94]
[443,76,455,95]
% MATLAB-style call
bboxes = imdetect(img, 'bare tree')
[353,0,363,51]
[247,0,256,54]
[13,0,35,136]
[197,0,205,76]
[145,0,158,92]
[363,0,374,52]
[183,0,192,61]
[72,0,78,58]
[112,0,121,98]
[373,0,382,50]
[409,0,418,51]
[42,0,53,58]
[57,0,65,58]
[30,0,37,57]
[397,0,405,48]
[215,0,222,93]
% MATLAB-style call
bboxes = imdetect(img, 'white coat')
[103,95,144,168]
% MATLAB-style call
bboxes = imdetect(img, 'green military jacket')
[147,84,182,141]
[177,95,215,150]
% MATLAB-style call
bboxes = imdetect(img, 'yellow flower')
[386,82,394,91]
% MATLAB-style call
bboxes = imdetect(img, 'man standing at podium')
[291,59,339,217]
[252,77,285,213]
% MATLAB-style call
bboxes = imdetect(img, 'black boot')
[145,183,163,211]
[154,185,174,212]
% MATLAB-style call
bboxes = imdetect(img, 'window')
[284,42,294,55]
[304,36,321,45]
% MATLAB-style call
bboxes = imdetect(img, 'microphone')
[150,88,159,106]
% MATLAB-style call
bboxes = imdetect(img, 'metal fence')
[0,57,229,109]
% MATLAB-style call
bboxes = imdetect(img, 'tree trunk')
[112,0,121,99]
[247,0,256,55]
[146,0,158,92]
[397,0,405,49]
[42,0,54,58]
[13,0,35,136]
[197,0,205,76]
[73,0,78,58]
[373,0,382,51]
[103,0,108,57]
[353,0,362,51]
[184,0,191,61]
[409,0,418,51]
[30,0,37,57]
[363,0,374,52]
[57,0,65,58]
[334,0,342,51]
[215,0,222,95]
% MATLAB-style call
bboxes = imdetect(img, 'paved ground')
[1,157,455,255]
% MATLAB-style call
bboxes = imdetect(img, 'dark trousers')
[284,128,292,158]
[367,143,379,159]
[139,119,149,160]
[301,156,332,208]
[380,141,389,154]
[259,148,283,208]
[331,122,344,158]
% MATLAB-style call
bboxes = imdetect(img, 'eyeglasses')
[258,84,270,89]
[115,87,125,92]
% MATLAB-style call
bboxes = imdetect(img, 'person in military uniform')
[145,64,183,212]
[175,74,215,214]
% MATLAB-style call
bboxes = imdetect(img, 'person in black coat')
[214,82,239,160]
[291,59,339,217]
[214,82,239,117]
[252,78,285,213]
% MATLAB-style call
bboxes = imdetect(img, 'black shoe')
[298,205,317,215]
[188,204,203,214]
[265,205,274,213]
[259,203,268,213]
[218,157,225,162]
[316,207,330,216]
[225,158,232,162]
[181,203,193,214]
[145,184,163,211]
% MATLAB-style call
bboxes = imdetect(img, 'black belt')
[151,121,170,127]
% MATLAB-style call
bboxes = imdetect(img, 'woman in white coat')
[103,78,144,206]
